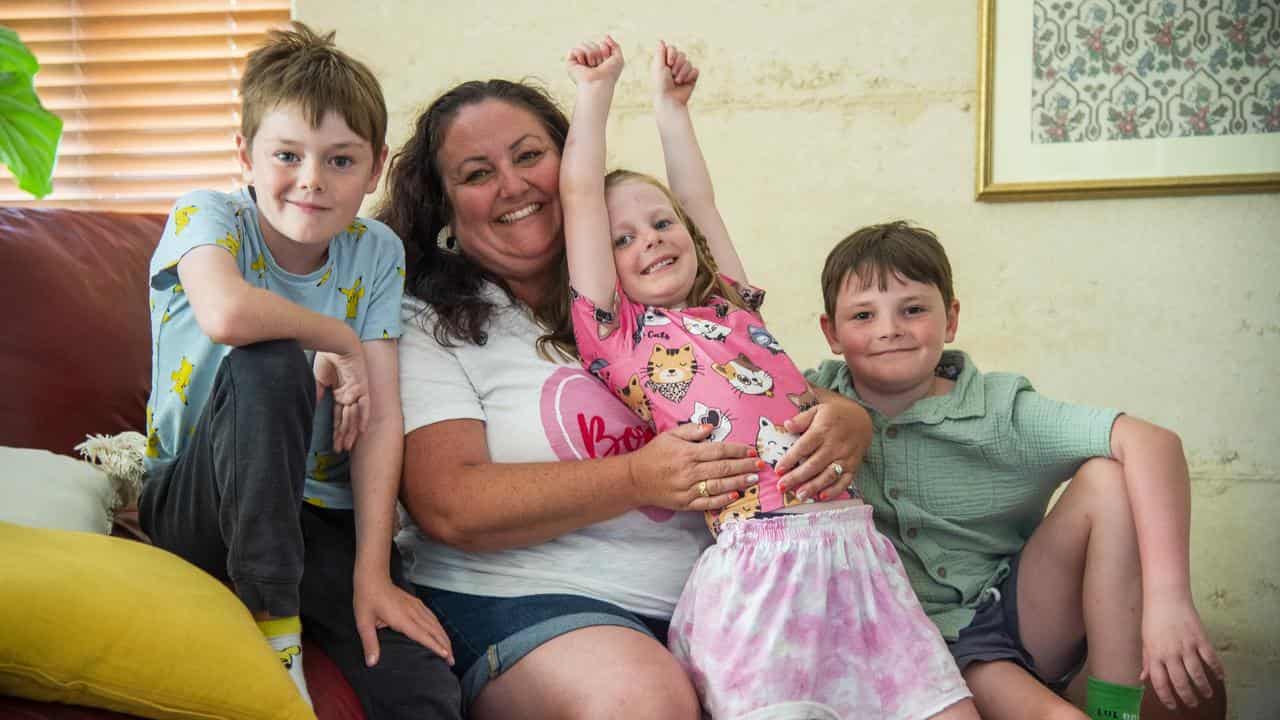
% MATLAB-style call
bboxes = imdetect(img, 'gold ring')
[830,462,844,477]
[697,480,710,498]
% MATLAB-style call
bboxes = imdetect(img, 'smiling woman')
[376,78,875,718]
[433,99,564,306]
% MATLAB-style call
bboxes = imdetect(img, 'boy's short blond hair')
[240,21,386,158]
[821,220,955,319]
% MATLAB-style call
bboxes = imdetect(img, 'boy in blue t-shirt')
[140,22,460,719]
[806,221,1224,720]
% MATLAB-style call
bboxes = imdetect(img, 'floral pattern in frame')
[1030,0,1280,144]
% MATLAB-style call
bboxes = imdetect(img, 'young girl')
[561,37,980,720]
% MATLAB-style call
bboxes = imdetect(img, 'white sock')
[257,616,314,708]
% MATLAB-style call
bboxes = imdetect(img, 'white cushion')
[0,447,113,534]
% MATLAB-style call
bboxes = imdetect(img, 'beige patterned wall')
[298,2,1279,716]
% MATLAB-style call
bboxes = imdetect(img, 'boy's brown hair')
[240,21,387,158]
[821,220,955,319]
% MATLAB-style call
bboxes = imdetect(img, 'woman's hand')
[776,393,872,501]
[626,422,761,512]
[567,35,624,87]
[652,40,699,107]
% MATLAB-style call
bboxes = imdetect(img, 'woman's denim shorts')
[415,586,671,709]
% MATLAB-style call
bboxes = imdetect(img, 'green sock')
[1086,676,1144,720]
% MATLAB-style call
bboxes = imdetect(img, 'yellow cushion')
[0,521,314,720]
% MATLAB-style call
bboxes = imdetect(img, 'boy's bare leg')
[965,661,1086,720]
[929,697,982,720]
[1017,457,1143,684]
[966,458,1142,719]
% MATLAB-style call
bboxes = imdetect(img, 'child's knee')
[225,340,313,404]
[1073,457,1123,487]
[1070,458,1132,517]
[1062,459,1140,566]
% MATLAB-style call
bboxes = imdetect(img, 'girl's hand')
[567,35,624,87]
[353,573,454,668]
[314,349,370,452]
[652,40,699,107]
[1141,596,1225,710]
[776,397,872,501]
[627,422,760,512]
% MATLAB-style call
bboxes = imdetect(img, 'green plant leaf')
[0,26,62,199]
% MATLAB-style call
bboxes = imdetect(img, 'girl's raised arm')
[561,36,625,309]
[652,41,748,285]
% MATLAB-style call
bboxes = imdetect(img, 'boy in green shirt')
[805,221,1223,720]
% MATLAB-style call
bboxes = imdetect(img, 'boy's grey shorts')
[947,552,1088,694]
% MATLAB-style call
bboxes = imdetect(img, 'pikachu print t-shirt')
[570,278,817,529]
[145,187,405,509]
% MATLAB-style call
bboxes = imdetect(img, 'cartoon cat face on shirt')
[615,374,652,423]
[645,344,698,404]
[647,344,698,386]
[755,416,798,468]
[787,388,818,412]
[712,353,774,397]
[631,307,672,347]
[709,484,761,535]
[683,317,731,342]
[687,402,732,442]
[748,324,783,354]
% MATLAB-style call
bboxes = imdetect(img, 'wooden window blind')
[1,0,291,213]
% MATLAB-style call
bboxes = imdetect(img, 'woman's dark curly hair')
[376,79,576,360]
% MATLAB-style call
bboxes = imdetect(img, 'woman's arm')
[561,36,625,309]
[652,41,747,285]
[402,419,760,553]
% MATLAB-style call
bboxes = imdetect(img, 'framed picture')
[977,0,1280,201]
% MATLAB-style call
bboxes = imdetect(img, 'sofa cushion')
[0,639,366,720]
[0,637,368,720]
[0,447,114,534]
[0,520,313,720]
[0,209,163,456]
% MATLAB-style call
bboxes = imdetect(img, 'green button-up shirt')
[806,350,1119,639]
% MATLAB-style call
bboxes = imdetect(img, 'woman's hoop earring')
[436,225,459,253]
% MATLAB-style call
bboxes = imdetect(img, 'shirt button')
[937,566,948,578]
[906,527,918,539]
[886,427,899,438]
[889,488,900,500]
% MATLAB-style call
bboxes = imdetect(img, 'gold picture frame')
[976,0,1280,202]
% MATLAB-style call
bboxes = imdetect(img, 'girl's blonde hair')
[603,170,751,313]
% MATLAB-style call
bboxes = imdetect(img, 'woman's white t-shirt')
[396,290,709,618]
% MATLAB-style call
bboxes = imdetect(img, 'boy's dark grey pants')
[140,340,461,720]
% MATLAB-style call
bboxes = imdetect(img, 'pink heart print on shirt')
[539,367,671,522]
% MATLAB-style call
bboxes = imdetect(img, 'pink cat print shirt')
[570,277,818,535]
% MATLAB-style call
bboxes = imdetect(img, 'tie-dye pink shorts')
[669,505,971,719]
